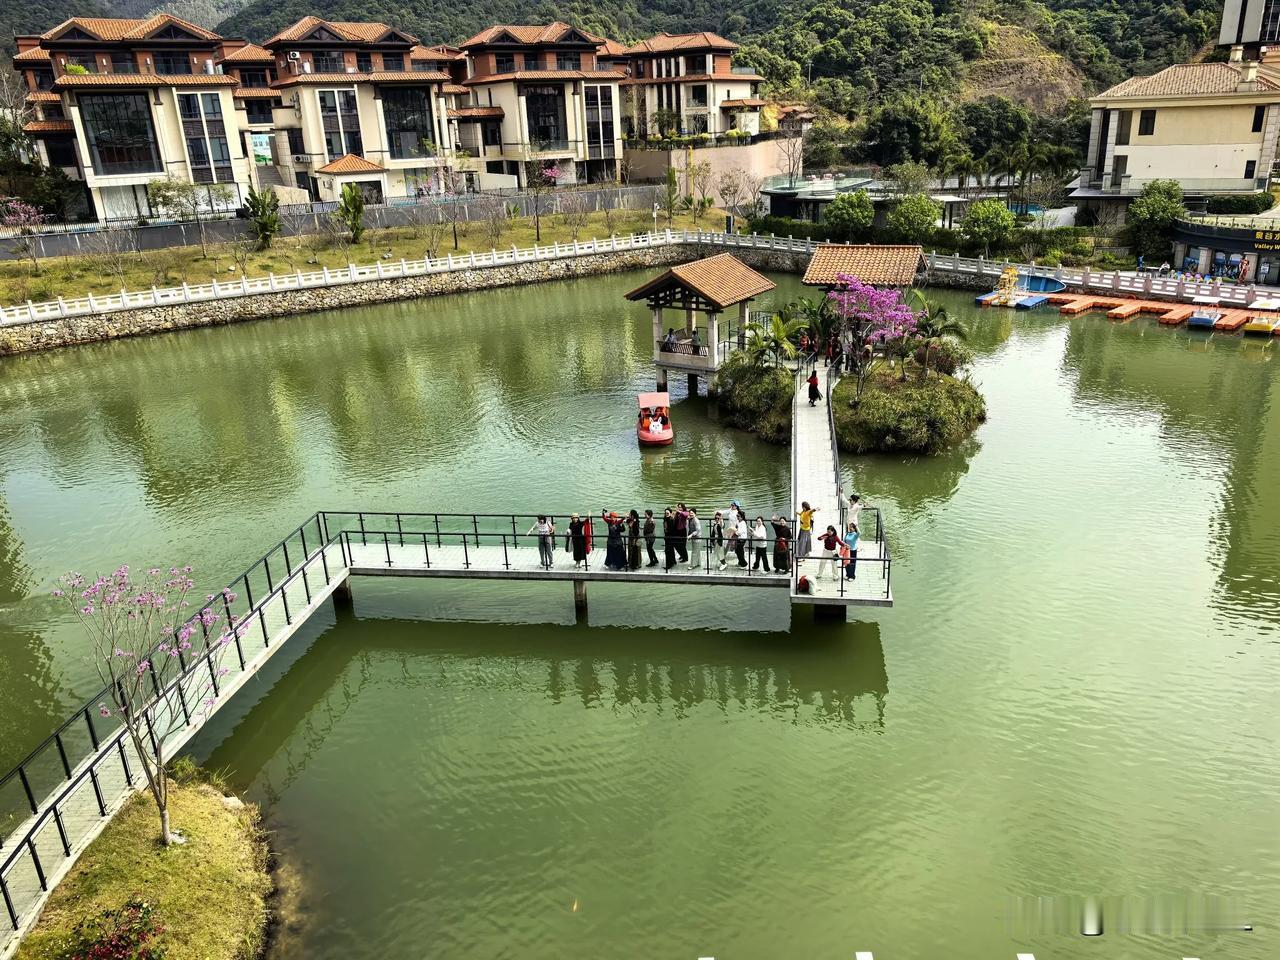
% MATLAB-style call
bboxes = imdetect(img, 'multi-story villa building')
[14,15,254,220]
[1075,55,1280,215]
[451,23,624,186]
[618,32,764,139]
[12,15,786,218]
[260,17,458,202]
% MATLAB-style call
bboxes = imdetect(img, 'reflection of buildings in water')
[198,616,888,800]
[1061,320,1280,621]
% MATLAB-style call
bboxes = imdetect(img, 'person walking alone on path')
[797,502,817,559]
[808,370,822,406]
[627,510,642,571]
[643,509,658,566]
[816,525,847,581]
[528,515,556,569]
[750,516,771,571]
[662,508,678,570]
[770,514,792,573]
[687,507,702,570]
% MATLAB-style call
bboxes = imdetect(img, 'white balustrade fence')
[0,230,819,328]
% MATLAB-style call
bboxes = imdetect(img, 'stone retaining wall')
[0,245,811,357]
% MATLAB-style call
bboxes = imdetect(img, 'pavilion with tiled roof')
[801,244,925,289]
[626,253,776,389]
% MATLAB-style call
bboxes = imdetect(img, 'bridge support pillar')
[573,580,588,623]
[813,603,846,624]
[333,576,354,618]
[687,372,699,396]
[656,366,668,391]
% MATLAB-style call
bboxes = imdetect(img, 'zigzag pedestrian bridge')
[0,361,891,956]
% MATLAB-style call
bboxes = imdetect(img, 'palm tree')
[952,153,977,198]
[794,296,837,348]
[744,313,807,368]
[909,290,969,378]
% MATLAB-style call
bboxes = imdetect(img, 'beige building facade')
[1076,57,1280,212]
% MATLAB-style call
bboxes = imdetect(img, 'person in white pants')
[815,525,847,581]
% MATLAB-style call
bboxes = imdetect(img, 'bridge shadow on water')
[192,590,887,801]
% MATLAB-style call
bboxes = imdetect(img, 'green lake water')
[1,271,1278,959]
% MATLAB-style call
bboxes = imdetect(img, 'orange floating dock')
[1049,292,1280,335]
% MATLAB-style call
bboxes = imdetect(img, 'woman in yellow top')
[796,501,817,558]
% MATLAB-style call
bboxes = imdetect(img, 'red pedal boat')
[637,391,674,446]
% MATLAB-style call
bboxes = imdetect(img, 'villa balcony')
[1076,170,1270,197]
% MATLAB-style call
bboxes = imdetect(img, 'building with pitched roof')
[452,22,624,185]
[618,32,764,139]
[12,15,256,220]
[261,16,464,202]
[1075,52,1280,213]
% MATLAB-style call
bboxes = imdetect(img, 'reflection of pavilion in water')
[197,616,888,801]
[1062,320,1280,619]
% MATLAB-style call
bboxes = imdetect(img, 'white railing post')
[376,261,384,278]
[241,276,249,295]
[447,252,454,270]
[26,300,36,321]
[573,239,579,254]
[150,286,159,305]
[322,267,330,284]
[611,233,618,251]
[88,291,98,311]
[295,271,304,289]
[181,283,190,303]
[347,263,356,281]
[769,233,776,249]
[269,272,277,292]
[470,251,477,267]
[57,296,68,317]
[211,278,219,297]
[400,258,408,276]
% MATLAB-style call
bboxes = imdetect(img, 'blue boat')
[1187,309,1221,329]
[1015,295,1049,310]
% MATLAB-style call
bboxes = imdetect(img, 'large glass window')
[382,86,436,159]
[495,54,515,74]
[178,92,233,182]
[584,84,614,159]
[79,93,161,175]
[685,54,707,73]
[319,89,362,160]
[110,54,137,74]
[555,53,581,70]
[153,52,192,74]
[245,99,274,124]
[382,53,404,71]
[524,85,567,149]
[239,69,268,88]
[356,53,372,72]
[313,51,344,73]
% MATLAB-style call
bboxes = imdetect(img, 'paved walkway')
[789,369,892,607]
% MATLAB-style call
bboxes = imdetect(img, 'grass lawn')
[1,208,722,308]
[14,774,271,960]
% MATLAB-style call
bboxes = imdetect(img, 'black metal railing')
[317,511,794,579]
[0,515,357,847]
[656,338,709,356]
[0,515,348,937]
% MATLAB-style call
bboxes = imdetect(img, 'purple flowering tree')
[0,197,49,273]
[54,565,239,846]
[827,273,921,397]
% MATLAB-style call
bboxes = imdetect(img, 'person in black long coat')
[770,515,792,573]
[643,510,658,566]
[662,507,678,570]
[626,510,642,570]
[568,514,588,569]
[603,513,627,570]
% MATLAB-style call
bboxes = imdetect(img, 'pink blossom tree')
[54,565,242,845]
[827,273,921,396]
[0,197,49,272]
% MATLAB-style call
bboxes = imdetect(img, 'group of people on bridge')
[524,494,865,582]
